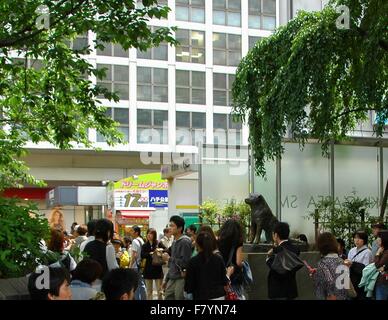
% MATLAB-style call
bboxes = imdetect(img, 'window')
[97,42,128,58]
[176,70,206,105]
[137,27,168,60]
[213,113,242,145]
[137,0,168,8]
[176,0,205,23]
[137,109,168,144]
[97,64,129,100]
[213,0,241,27]
[64,33,89,51]
[249,36,263,49]
[176,111,206,145]
[176,29,205,64]
[213,73,235,106]
[97,108,129,142]
[248,0,276,31]
[137,67,168,102]
[213,33,241,66]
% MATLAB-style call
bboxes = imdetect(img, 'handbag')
[152,250,164,266]
[271,246,304,275]
[242,260,253,288]
[225,283,238,300]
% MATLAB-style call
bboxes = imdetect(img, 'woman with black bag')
[218,219,245,299]
[344,231,373,300]
[141,228,164,300]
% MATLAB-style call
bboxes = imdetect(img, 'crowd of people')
[27,214,388,301]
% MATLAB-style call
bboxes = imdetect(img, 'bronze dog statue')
[245,193,278,244]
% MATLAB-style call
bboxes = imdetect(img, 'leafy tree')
[0,0,176,189]
[232,0,388,178]
[0,197,50,278]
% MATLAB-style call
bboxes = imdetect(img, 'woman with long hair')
[141,228,164,300]
[184,231,230,300]
[48,209,65,231]
[217,219,245,299]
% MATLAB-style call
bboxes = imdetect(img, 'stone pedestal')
[242,250,320,300]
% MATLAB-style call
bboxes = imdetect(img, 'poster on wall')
[113,173,168,212]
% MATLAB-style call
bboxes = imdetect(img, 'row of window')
[97,66,236,106]
[160,0,276,30]
[97,109,242,146]
[74,31,261,66]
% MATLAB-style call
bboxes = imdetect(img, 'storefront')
[109,173,168,237]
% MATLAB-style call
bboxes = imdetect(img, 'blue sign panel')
[149,190,168,208]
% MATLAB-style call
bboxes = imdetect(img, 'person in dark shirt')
[83,219,117,278]
[218,219,245,299]
[185,231,231,300]
[266,222,301,300]
[374,230,388,300]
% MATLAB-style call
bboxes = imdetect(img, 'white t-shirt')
[131,237,144,268]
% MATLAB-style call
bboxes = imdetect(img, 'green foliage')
[305,190,376,247]
[232,0,388,177]
[0,197,50,278]
[0,0,177,189]
[199,199,220,227]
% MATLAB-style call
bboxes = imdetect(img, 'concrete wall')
[246,251,321,300]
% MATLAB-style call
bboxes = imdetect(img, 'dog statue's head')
[245,193,265,205]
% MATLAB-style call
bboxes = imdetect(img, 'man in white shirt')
[129,226,146,300]
[80,220,97,252]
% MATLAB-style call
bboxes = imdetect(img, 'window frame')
[136,26,168,60]
[176,70,206,105]
[213,32,241,66]
[248,0,276,31]
[137,67,169,102]
[176,29,206,64]
[96,64,129,100]
[213,113,242,146]
[213,0,241,27]
[213,73,236,106]
[176,0,206,23]
[137,109,169,144]
[176,111,206,146]
[96,107,129,142]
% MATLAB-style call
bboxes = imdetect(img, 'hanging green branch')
[232,0,388,177]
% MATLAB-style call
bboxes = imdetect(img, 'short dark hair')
[170,215,185,234]
[353,230,368,246]
[102,269,139,300]
[378,230,388,249]
[76,225,87,236]
[336,238,346,249]
[273,222,290,240]
[95,219,114,243]
[163,228,170,234]
[297,234,308,243]
[187,224,197,233]
[87,219,98,236]
[28,267,70,300]
[317,232,338,256]
[72,259,102,284]
[132,226,141,236]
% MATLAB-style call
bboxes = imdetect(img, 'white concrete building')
[9,0,385,239]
